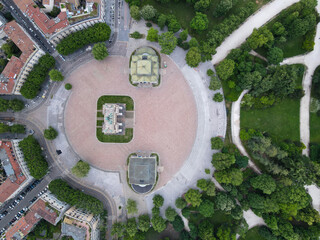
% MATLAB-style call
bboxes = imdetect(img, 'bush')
[146,22,152,27]
[65,83,72,90]
[57,23,111,55]
[44,126,58,140]
[153,194,164,208]
[126,199,138,214]
[49,179,104,214]
[19,136,48,179]
[147,27,159,42]
[213,93,224,102]
[207,69,214,76]
[71,160,90,178]
[130,31,143,39]
[211,137,224,149]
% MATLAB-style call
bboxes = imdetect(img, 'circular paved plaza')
[64,55,197,189]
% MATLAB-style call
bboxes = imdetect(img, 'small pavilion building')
[130,47,159,85]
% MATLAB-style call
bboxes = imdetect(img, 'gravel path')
[231,90,261,174]
[211,0,300,65]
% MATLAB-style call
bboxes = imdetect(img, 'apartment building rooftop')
[0,21,36,94]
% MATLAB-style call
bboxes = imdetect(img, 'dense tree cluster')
[19,136,48,179]
[0,122,25,134]
[0,97,24,112]
[56,23,111,55]
[49,179,104,215]
[20,54,55,99]
[218,47,304,103]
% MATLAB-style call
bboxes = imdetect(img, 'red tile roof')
[0,180,19,204]
[5,199,59,239]
[0,57,23,94]
[12,0,34,13]
[4,21,36,61]
[0,141,26,203]
[26,6,69,34]
[30,199,58,225]
[5,211,40,240]
[1,21,36,94]
[0,141,26,184]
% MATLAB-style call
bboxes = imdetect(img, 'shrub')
[211,137,224,149]
[213,93,224,102]
[44,126,58,140]
[65,83,72,90]
[126,199,138,214]
[130,31,143,39]
[146,22,152,27]
[153,194,164,207]
[207,69,214,76]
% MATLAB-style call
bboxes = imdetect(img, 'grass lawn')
[97,95,134,110]
[96,128,133,143]
[310,112,320,144]
[242,226,266,240]
[189,209,234,227]
[145,224,179,240]
[241,98,300,142]
[141,0,269,41]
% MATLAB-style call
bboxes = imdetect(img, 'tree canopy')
[49,179,104,215]
[92,43,109,60]
[57,23,111,55]
[71,160,90,178]
[19,136,48,179]
[44,126,58,140]
[49,69,64,81]
[158,31,177,55]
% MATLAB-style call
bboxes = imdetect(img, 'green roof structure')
[130,47,159,84]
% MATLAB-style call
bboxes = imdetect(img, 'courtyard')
[64,55,198,189]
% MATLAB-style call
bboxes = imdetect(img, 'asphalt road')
[0,113,113,236]
[0,176,51,231]
[0,1,120,237]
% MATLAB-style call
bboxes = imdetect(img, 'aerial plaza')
[130,47,160,86]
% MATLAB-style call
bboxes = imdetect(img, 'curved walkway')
[281,2,320,156]
[211,0,299,65]
[231,90,261,174]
